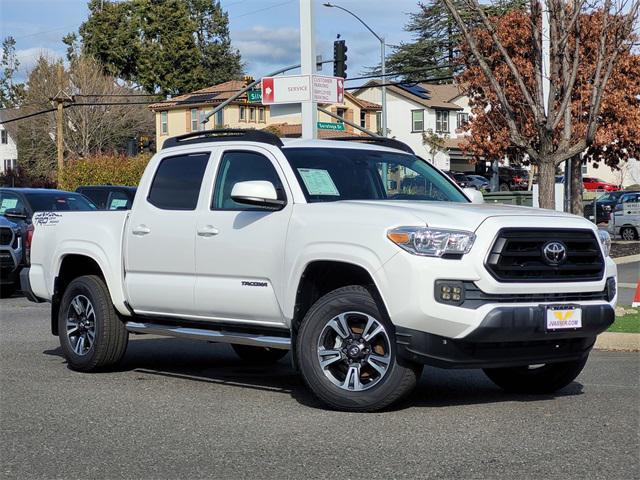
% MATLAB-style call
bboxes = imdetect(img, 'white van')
[609,192,640,240]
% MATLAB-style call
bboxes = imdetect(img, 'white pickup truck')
[22,130,617,411]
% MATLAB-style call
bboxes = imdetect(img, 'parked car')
[488,167,529,191]
[76,185,137,210]
[22,130,616,412]
[609,192,640,240]
[583,190,634,223]
[0,188,97,224]
[465,174,491,191]
[0,216,24,297]
[582,177,620,192]
[444,171,470,188]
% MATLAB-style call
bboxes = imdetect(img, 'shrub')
[60,153,152,191]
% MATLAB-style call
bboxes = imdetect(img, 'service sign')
[261,74,345,105]
[261,75,311,105]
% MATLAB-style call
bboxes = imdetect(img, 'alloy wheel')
[317,311,392,392]
[66,295,96,356]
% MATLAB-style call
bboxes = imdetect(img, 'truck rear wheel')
[483,357,588,394]
[296,285,422,412]
[231,344,288,363]
[58,275,128,372]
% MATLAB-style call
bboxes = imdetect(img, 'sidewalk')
[595,332,640,352]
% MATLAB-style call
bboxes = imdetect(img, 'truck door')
[194,148,292,327]
[125,152,210,316]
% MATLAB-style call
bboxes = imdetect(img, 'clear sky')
[0,0,419,85]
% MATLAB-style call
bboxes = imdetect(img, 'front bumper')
[396,304,614,369]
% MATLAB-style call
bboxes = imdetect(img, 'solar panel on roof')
[398,83,431,99]
[174,93,220,105]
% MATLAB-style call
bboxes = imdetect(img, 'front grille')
[0,251,15,270]
[485,228,604,282]
[461,281,609,308]
[0,228,13,246]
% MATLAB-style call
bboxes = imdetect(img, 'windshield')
[283,148,468,203]
[25,193,97,212]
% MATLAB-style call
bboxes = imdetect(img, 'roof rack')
[162,129,284,150]
[322,136,415,154]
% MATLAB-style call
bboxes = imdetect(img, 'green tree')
[72,0,243,94]
[382,0,525,80]
[0,36,25,107]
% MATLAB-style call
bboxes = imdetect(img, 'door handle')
[197,226,219,237]
[132,225,151,236]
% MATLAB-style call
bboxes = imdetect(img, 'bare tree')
[441,0,639,208]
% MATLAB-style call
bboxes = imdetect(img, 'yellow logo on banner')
[554,310,574,322]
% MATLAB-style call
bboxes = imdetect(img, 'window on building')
[360,111,366,128]
[190,109,199,131]
[3,159,16,171]
[249,107,255,122]
[436,110,449,133]
[457,112,469,129]
[1,129,7,144]
[411,110,424,132]
[199,110,207,130]
[160,111,168,134]
[147,153,209,210]
[258,108,265,122]
[215,109,224,128]
[239,106,246,121]
[337,108,347,123]
[212,151,285,210]
[376,111,382,135]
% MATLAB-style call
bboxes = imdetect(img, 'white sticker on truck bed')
[298,168,340,196]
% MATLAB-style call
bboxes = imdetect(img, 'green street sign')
[317,121,345,131]
[247,90,262,103]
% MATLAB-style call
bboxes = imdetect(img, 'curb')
[613,254,640,265]
[594,332,640,352]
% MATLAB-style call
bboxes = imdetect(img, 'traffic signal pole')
[300,0,318,139]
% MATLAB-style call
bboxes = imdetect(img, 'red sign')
[262,77,275,104]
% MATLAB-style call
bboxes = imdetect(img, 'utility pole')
[300,0,317,139]
[49,64,73,187]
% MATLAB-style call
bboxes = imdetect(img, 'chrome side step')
[125,321,291,350]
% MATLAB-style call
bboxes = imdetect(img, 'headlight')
[387,227,475,257]
[598,229,611,257]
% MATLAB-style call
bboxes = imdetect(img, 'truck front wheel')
[297,285,422,412]
[58,275,128,372]
[483,357,588,394]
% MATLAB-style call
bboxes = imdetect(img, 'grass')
[609,307,640,333]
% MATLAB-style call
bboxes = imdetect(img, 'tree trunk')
[537,160,556,209]
[569,155,584,215]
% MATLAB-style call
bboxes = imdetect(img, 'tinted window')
[212,151,284,210]
[148,153,209,210]
[284,148,467,203]
[78,188,109,209]
[25,193,97,212]
[0,192,25,215]
[107,191,132,210]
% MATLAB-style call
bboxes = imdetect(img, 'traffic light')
[333,39,347,79]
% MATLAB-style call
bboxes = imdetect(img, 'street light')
[323,2,387,137]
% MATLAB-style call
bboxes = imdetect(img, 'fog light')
[606,277,616,302]
[435,280,465,306]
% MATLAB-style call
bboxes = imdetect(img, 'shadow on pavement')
[43,335,584,411]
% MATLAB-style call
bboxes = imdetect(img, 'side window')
[107,191,131,210]
[148,153,209,210]
[212,151,285,210]
[0,192,24,214]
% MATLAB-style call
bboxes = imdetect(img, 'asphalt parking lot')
[1,296,639,480]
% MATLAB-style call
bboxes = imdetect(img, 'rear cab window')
[147,153,210,210]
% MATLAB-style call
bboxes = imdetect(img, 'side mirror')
[4,207,27,220]
[231,181,286,210]
[463,188,484,204]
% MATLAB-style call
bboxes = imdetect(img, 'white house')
[0,112,18,174]
[354,80,475,172]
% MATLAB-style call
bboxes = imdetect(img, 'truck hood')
[340,200,581,232]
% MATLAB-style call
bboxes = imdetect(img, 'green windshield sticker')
[109,199,128,210]
[0,198,18,213]
[298,168,340,196]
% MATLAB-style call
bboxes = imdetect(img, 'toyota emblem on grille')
[542,241,567,265]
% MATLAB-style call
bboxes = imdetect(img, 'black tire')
[296,285,422,412]
[0,283,17,298]
[620,227,638,241]
[499,183,510,192]
[483,356,588,394]
[232,344,288,363]
[58,275,128,372]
